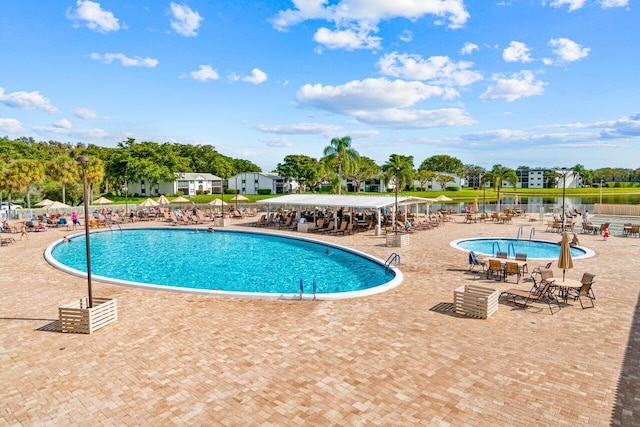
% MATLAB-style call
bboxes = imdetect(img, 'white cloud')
[254,122,343,135]
[481,70,547,102]
[169,3,203,37]
[188,65,220,81]
[0,118,23,134]
[355,108,475,129]
[271,0,470,31]
[461,42,479,55]
[598,0,629,7]
[548,0,628,9]
[0,87,58,113]
[75,107,100,119]
[53,119,72,129]
[398,30,413,43]
[313,26,382,50]
[33,125,111,139]
[349,129,380,138]
[548,0,587,11]
[377,52,482,87]
[90,52,159,67]
[503,41,533,63]
[66,0,121,33]
[240,68,268,85]
[262,138,294,147]
[548,38,590,63]
[298,78,449,114]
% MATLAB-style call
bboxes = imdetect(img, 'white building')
[128,172,223,197]
[227,172,298,195]
[412,172,462,191]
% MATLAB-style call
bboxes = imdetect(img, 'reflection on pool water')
[45,228,401,300]
[451,238,594,260]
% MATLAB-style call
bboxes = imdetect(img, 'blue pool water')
[46,228,399,299]
[452,238,593,260]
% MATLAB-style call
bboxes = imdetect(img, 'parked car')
[0,202,22,210]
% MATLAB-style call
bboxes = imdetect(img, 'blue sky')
[0,0,637,172]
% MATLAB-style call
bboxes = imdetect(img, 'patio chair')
[487,259,503,281]
[468,251,486,273]
[568,281,595,309]
[598,223,610,235]
[531,261,553,282]
[504,261,521,283]
[515,253,528,273]
[500,280,560,314]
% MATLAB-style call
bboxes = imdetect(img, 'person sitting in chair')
[570,233,580,247]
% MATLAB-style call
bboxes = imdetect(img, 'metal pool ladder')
[385,252,401,271]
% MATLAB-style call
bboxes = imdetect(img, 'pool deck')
[2,214,639,426]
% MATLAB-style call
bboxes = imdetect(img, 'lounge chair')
[329,220,348,235]
[500,280,560,314]
[568,272,596,309]
[496,251,507,259]
[468,251,486,273]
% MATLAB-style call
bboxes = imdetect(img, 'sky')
[0,0,638,173]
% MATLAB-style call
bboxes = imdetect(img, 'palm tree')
[483,165,518,209]
[47,155,78,204]
[382,154,414,228]
[322,136,359,195]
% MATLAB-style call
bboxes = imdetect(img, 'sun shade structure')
[171,196,190,203]
[258,194,436,233]
[139,198,160,207]
[157,195,170,205]
[93,196,113,204]
[36,199,54,207]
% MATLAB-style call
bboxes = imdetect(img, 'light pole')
[76,156,93,308]
[124,174,128,215]
[561,167,568,231]
[394,167,400,235]
[481,173,486,214]
[234,176,238,211]
[599,179,603,204]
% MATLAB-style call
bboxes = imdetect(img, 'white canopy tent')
[257,194,435,232]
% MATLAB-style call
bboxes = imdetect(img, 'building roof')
[257,194,436,210]
[176,172,221,181]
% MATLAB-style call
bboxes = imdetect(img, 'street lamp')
[124,174,128,215]
[76,155,93,308]
[599,179,603,204]
[561,167,568,231]
[394,167,400,235]
[234,176,238,211]
[481,173,486,214]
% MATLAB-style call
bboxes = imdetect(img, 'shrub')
[224,188,238,194]
[175,191,184,196]
[257,189,271,195]
[447,186,460,191]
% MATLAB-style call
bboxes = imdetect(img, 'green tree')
[47,155,78,204]
[419,154,464,176]
[572,164,591,187]
[435,174,455,191]
[276,154,321,192]
[348,156,380,193]
[382,154,414,193]
[483,165,518,204]
[322,136,359,194]
[414,169,437,191]
[9,159,45,208]
[463,164,486,188]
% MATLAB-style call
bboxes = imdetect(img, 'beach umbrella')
[514,194,519,207]
[208,198,227,206]
[46,201,71,210]
[94,196,113,204]
[434,195,452,202]
[157,195,170,205]
[36,198,54,207]
[557,231,574,281]
[171,196,190,203]
[473,198,479,213]
[140,198,160,207]
[230,194,249,202]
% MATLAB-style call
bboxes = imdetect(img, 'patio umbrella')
[157,195,170,205]
[171,196,190,203]
[35,198,54,207]
[94,196,113,204]
[230,194,249,202]
[46,201,71,210]
[557,231,574,281]
[514,194,519,207]
[140,198,160,207]
[473,198,479,213]
[434,194,452,210]
[208,198,227,206]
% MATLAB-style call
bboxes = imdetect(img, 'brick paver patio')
[1,214,638,426]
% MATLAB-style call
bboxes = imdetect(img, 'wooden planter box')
[454,285,498,319]
[59,297,118,334]
[386,233,409,247]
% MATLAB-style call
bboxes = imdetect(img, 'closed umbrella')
[514,194,519,207]
[557,231,574,281]
[473,198,479,213]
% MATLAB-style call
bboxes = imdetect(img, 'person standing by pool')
[582,210,589,222]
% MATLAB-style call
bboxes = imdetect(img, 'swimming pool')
[451,237,595,260]
[45,228,401,300]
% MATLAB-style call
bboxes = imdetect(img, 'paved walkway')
[1,214,638,426]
